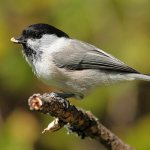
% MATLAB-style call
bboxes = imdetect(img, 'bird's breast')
[33,55,53,79]
[33,56,68,90]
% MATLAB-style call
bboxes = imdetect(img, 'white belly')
[33,58,70,92]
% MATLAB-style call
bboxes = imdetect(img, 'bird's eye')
[22,29,42,39]
[30,31,42,39]
[35,33,41,38]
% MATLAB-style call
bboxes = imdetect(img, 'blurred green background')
[0,0,150,150]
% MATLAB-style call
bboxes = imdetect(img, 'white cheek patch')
[27,39,41,51]
[40,35,70,54]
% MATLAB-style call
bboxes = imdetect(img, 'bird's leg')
[51,92,84,100]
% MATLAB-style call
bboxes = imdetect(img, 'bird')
[11,23,150,99]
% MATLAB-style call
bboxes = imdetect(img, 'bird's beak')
[11,37,26,44]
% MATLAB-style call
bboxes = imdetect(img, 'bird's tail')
[127,73,150,81]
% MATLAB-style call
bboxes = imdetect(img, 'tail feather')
[128,73,150,81]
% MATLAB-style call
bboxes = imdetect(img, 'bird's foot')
[50,92,75,99]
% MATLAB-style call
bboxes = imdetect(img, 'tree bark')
[28,93,135,150]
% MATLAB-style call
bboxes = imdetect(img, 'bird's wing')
[52,39,139,73]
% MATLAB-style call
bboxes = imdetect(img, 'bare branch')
[28,93,135,150]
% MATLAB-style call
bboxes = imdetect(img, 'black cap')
[11,23,70,44]
[22,23,69,39]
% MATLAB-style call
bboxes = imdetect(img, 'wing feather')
[52,39,139,73]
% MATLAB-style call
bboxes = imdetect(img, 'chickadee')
[11,23,150,99]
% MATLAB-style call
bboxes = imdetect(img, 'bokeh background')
[0,0,150,150]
